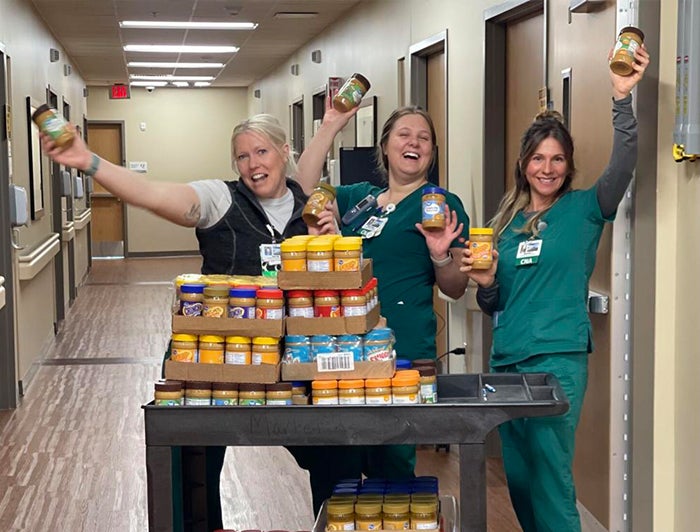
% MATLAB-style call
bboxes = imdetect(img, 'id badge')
[515,239,542,266]
[359,216,388,239]
[260,243,281,277]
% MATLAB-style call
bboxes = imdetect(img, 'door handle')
[11,227,24,250]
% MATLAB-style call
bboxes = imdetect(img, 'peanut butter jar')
[610,26,644,76]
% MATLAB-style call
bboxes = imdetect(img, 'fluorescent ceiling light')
[124,45,238,53]
[194,82,211,87]
[171,81,190,87]
[273,11,318,19]
[129,74,214,81]
[128,61,224,69]
[130,81,168,87]
[120,20,257,30]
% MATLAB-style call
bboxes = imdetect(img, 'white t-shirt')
[188,179,295,234]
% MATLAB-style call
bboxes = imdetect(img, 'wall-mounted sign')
[110,84,131,100]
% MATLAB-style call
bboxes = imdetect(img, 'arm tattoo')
[184,204,201,223]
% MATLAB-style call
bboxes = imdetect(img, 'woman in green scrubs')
[460,46,650,532]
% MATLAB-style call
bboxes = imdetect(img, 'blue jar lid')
[396,358,412,369]
[285,335,309,344]
[180,283,205,293]
[332,487,358,495]
[291,381,309,387]
[229,287,257,298]
[337,334,361,343]
[338,478,362,485]
[311,335,334,342]
[358,487,386,494]
[364,328,393,341]
[414,476,439,483]
[422,186,446,195]
[362,478,387,485]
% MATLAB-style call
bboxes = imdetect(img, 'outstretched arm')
[296,98,358,195]
[596,45,650,217]
[42,125,201,227]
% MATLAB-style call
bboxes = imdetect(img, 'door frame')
[0,43,18,409]
[62,96,76,305]
[47,86,65,331]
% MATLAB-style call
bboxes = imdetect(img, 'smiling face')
[380,111,436,184]
[233,131,289,199]
[523,137,569,210]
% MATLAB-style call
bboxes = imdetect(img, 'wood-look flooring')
[0,257,521,532]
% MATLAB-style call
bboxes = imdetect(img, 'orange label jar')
[199,335,225,364]
[171,333,198,363]
[469,228,494,270]
[314,290,341,317]
[364,378,392,405]
[302,182,336,226]
[251,337,280,365]
[280,239,307,271]
[610,26,644,76]
[255,288,284,320]
[31,104,75,148]
[287,290,314,318]
[307,239,334,272]
[391,370,420,404]
[225,336,251,365]
[202,285,229,318]
[312,379,339,405]
[332,73,371,112]
[421,186,446,231]
[333,237,362,272]
[154,379,184,406]
[338,379,365,405]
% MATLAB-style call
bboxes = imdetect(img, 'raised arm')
[596,45,650,217]
[296,98,358,195]
[42,125,201,227]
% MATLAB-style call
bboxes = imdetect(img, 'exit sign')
[110,84,131,100]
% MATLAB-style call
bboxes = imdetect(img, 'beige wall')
[655,0,700,529]
[86,86,249,253]
[1,0,88,383]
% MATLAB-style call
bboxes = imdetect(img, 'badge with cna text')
[515,239,542,266]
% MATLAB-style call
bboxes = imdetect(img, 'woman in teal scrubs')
[295,104,470,510]
[460,47,650,532]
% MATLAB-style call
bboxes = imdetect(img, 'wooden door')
[86,122,125,257]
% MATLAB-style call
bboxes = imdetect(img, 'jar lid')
[326,502,354,514]
[340,289,364,298]
[336,334,361,343]
[266,382,292,392]
[286,290,313,298]
[307,240,333,252]
[172,333,198,342]
[410,501,438,513]
[411,358,436,368]
[212,382,239,391]
[31,103,52,120]
[392,375,419,386]
[365,378,391,387]
[203,274,231,286]
[314,290,339,297]
[310,334,334,343]
[284,335,309,343]
[414,475,439,483]
[225,335,251,344]
[396,358,412,369]
[256,287,284,298]
[338,379,365,389]
[364,328,393,341]
[179,283,206,293]
[383,501,410,513]
[314,181,337,197]
[185,380,212,389]
[155,379,183,392]
[203,285,230,296]
[199,335,225,343]
[252,336,280,345]
[238,383,265,392]
[280,239,308,252]
[175,273,205,285]
[350,72,371,90]
[334,236,362,251]
[418,366,437,377]
[229,287,257,298]
[354,502,382,514]
[291,381,308,387]
[619,26,644,41]
[396,369,420,378]
[422,186,445,195]
[230,283,260,291]
[469,227,494,235]
[311,379,338,390]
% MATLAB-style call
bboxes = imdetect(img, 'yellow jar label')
[171,348,197,363]
[470,241,492,261]
[199,349,224,364]
[202,303,227,318]
[334,257,360,271]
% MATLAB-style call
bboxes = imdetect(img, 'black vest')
[195,179,308,275]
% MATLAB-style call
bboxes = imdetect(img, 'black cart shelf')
[143,372,569,532]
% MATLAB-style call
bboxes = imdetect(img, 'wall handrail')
[18,233,60,282]
[62,223,75,242]
[18,233,60,263]
[74,208,91,230]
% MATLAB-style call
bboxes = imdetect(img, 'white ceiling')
[29,0,364,87]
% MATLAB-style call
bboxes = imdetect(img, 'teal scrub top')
[491,187,613,367]
[336,182,469,360]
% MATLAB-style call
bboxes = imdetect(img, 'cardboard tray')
[286,305,381,336]
[164,359,280,384]
[277,259,373,290]
[172,314,284,337]
[281,357,395,382]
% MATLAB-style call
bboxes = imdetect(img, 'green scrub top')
[492,187,614,367]
[336,182,469,360]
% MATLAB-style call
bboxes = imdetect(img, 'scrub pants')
[494,352,588,532]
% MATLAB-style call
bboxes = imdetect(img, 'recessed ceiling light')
[273,11,319,19]
[129,75,215,81]
[128,62,224,69]
[130,81,168,87]
[124,45,238,53]
[194,82,211,87]
[171,81,190,87]
[120,21,257,30]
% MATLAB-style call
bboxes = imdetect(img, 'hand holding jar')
[414,204,465,266]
